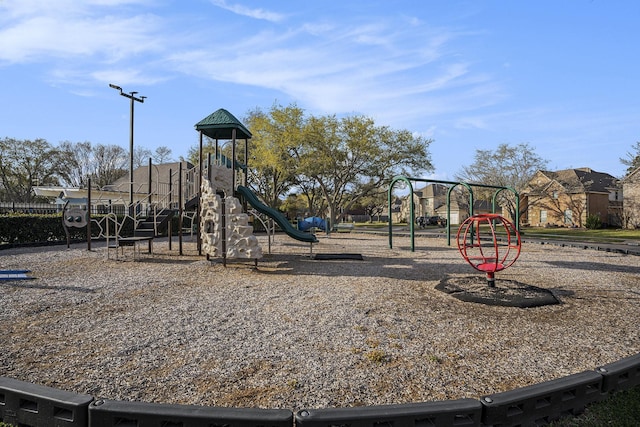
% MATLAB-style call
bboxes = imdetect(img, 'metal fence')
[0,201,61,214]
[0,201,130,216]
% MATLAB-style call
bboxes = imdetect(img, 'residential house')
[523,168,621,227]
[105,161,196,208]
[400,183,493,225]
[399,183,448,223]
[434,199,493,225]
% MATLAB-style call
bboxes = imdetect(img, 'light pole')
[109,83,146,215]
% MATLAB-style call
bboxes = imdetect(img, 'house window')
[540,210,547,224]
[564,209,573,224]
[552,191,559,199]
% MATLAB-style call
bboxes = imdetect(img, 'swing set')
[387,175,520,251]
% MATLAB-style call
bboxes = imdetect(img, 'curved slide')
[236,186,318,243]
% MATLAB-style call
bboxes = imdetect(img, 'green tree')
[0,137,61,202]
[295,174,327,217]
[280,193,308,219]
[456,142,548,224]
[186,103,432,226]
[358,187,388,222]
[244,103,305,209]
[187,137,213,166]
[295,114,433,224]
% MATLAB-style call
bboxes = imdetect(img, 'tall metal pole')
[109,84,146,216]
[197,131,203,255]
[129,95,135,210]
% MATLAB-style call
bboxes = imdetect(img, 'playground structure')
[194,109,318,262]
[297,216,327,232]
[62,201,89,248]
[35,161,199,256]
[200,178,263,265]
[31,108,318,259]
[456,213,522,287]
[388,175,520,251]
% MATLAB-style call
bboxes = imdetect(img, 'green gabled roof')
[194,108,252,139]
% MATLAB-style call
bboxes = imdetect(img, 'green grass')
[353,221,394,229]
[550,386,640,426]
[520,226,640,243]
[355,221,640,244]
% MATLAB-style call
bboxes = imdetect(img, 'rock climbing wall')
[200,177,262,260]
[208,164,233,197]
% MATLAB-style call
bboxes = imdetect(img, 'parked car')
[416,216,447,228]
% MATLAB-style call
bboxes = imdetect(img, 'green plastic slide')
[236,185,318,243]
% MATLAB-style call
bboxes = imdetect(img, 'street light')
[109,83,146,215]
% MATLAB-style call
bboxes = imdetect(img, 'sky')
[1,0,639,181]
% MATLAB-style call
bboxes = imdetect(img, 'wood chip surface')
[1,233,639,411]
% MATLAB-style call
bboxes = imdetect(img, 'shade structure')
[194,108,252,139]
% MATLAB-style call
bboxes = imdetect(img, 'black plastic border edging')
[295,398,482,427]
[88,398,293,427]
[0,376,94,427]
[480,370,604,426]
[1,352,639,427]
[596,352,640,394]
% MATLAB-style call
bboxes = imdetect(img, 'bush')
[585,214,602,230]
[0,213,135,247]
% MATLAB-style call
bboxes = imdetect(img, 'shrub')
[0,213,134,247]
[585,214,602,230]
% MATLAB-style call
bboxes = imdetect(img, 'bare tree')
[92,144,128,188]
[620,141,640,176]
[56,141,128,188]
[456,143,548,223]
[153,146,173,164]
[133,146,153,168]
[56,141,93,187]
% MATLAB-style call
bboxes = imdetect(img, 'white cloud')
[208,0,285,22]
[0,0,171,89]
[0,14,164,64]
[0,0,504,133]
[164,17,500,132]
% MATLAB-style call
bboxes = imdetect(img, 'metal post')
[231,128,237,192]
[221,196,227,267]
[244,138,249,187]
[109,84,146,217]
[197,131,203,255]
[87,178,92,251]
[178,162,183,255]
[147,157,152,207]
[129,95,134,212]
[168,168,172,251]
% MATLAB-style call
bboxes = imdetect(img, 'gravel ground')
[1,233,639,412]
